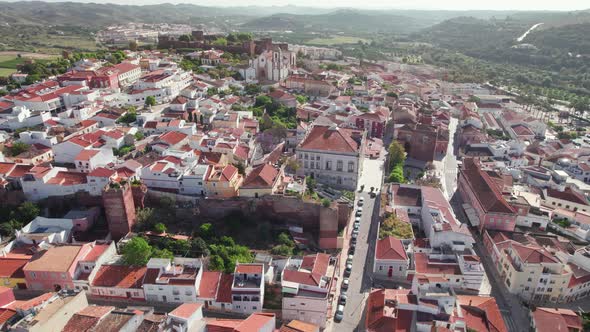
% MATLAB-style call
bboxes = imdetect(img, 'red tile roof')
[532,307,582,332]
[376,236,408,261]
[461,158,516,214]
[457,296,508,332]
[235,264,263,274]
[158,131,187,146]
[169,303,202,319]
[546,187,589,206]
[215,274,233,303]
[241,164,279,188]
[88,167,116,178]
[299,125,361,154]
[235,313,275,332]
[199,271,221,299]
[0,258,28,278]
[282,270,323,287]
[92,265,147,288]
[414,253,461,275]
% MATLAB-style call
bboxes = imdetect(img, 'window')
[252,306,257,310]
[379,266,383,271]
[304,161,309,168]
[304,154,308,160]
[548,288,553,292]
[316,162,320,169]
[525,286,530,291]
[337,160,343,172]
[30,272,36,279]
[326,161,332,170]
[310,162,314,169]
[348,161,354,173]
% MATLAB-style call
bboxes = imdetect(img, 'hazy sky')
[6,0,590,11]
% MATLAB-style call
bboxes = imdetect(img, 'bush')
[321,198,331,208]
[271,244,294,256]
[153,223,167,234]
[388,164,405,183]
[379,215,413,239]
[122,237,153,266]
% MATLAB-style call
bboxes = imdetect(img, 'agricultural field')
[0,52,57,78]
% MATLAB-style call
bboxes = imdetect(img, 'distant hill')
[241,10,431,35]
[525,23,590,54]
[0,1,257,27]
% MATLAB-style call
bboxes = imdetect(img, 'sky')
[4,0,590,11]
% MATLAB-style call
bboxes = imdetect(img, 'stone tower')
[102,183,137,240]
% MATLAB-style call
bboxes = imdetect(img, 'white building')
[246,49,296,82]
[296,124,365,191]
[231,264,265,315]
[143,258,203,303]
[373,236,411,279]
[281,253,333,328]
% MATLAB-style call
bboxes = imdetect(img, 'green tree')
[255,95,272,108]
[305,176,317,193]
[190,237,210,256]
[388,141,406,170]
[16,201,40,223]
[122,237,152,266]
[199,223,214,240]
[8,142,30,157]
[152,248,174,260]
[145,96,156,107]
[117,111,137,124]
[233,162,245,175]
[388,164,405,183]
[178,34,192,42]
[278,233,294,247]
[321,198,331,208]
[134,131,144,141]
[212,38,228,47]
[271,244,293,256]
[295,95,308,104]
[208,255,225,271]
[153,222,167,234]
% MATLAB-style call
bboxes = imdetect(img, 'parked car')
[348,245,355,255]
[355,208,362,217]
[354,217,361,224]
[344,264,352,276]
[342,278,349,290]
[334,305,344,322]
[339,294,347,305]
[353,223,359,231]
[352,228,359,236]
[358,197,364,206]
[346,255,354,265]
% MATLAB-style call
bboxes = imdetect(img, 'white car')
[358,197,365,206]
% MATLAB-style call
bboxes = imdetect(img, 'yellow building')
[495,240,570,303]
[0,258,29,289]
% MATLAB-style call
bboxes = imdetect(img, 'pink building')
[355,112,386,138]
[458,158,517,232]
[23,243,94,291]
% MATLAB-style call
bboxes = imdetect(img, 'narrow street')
[329,152,385,331]
[433,117,459,199]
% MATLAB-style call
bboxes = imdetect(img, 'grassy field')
[0,68,16,77]
[307,35,368,46]
[0,53,58,78]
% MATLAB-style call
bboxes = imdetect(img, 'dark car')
[339,294,347,305]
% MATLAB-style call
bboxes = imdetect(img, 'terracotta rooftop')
[23,245,85,273]
[376,236,408,261]
[532,307,582,332]
[169,303,202,319]
[461,158,516,214]
[298,125,361,154]
[241,163,279,188]
[199,271,221,299]
[92,265,147,288]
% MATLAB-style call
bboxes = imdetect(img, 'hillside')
[0,1,254,27]
[241,10,432,35]
[525,23,590,54]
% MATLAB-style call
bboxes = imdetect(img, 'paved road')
[451,194,530,332]
[329,154,385,331]
[433,117,459,199]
